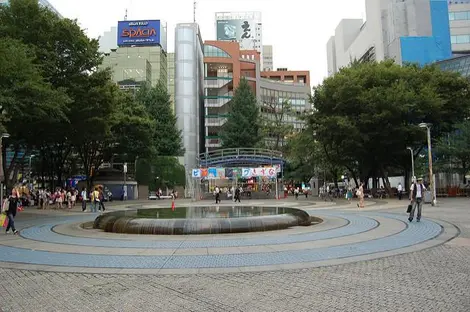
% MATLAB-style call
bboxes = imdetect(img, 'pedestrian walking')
[81,188,87,212]
[356,183,365,208]
[4,189,20,234]
[397,182,403,200]
[346,185,353,203]
[409,177,426,222]
[234,187,241,203]
[214,186,221,204]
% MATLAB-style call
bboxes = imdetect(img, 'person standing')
[356,183,365,208]
[5,189,20,234]
[397,183,403,200]
[234,187,241,203]
[346,185,353,203]
[81,188,87,212]
[409,177,426,222]
[214,186,221,204]
[91,187,100,213]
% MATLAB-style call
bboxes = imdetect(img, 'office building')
[101,20,168,90]
[215,11,263,67]
[327,0,452,76]
[449,1,470,55]
[174,23,204,173]
[436,53,470,78]
[98,27,118,53]
[203,41,260,152]
[262,45,273,71]
[203,41,311,151]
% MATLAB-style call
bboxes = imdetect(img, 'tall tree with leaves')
[307,60,470,190]
[136,81,184,156]
[0,37,68,188]
[0,0,102,187]
[435,121,470,183]
[260,99,294,150]
[221,78,261,148]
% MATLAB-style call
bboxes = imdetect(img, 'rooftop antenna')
[193,1,196,23]
[124,8,128,21]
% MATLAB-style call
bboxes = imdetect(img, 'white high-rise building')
[215,12,263,67]
[98,27,118,53]
[327,0,452,76]
[448,0,470,55]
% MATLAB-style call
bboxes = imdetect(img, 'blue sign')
[117,20,161,47]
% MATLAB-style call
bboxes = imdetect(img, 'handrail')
[198,148,284,163]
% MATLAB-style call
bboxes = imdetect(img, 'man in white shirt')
[409,177,426,222]
[397,183,403,200]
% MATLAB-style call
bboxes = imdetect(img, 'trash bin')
[424,191,432,204]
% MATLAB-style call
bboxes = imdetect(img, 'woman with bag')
[5,189,20,234]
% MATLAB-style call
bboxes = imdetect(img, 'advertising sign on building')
[216,19,257,50]
[117,20,161,47]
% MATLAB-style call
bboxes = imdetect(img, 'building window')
[204,45,231,58]
[450,11,470,21]
[451,35,470,44]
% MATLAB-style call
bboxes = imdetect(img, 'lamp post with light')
[419,123,436,206]
[0,133,10,202]
[406,147,415,186]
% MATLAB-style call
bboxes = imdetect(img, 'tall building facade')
[101,20,168,90]
[327,0,452,75]
[449,0,470,55]
[262,45,273,71]
[174,23,204,173]
[215,12,263,68]
[203,41,311,152]
[203,41,260,152]
[102,46,167,90]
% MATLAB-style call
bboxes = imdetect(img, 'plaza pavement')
[0,197,468,311]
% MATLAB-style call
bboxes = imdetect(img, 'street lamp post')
[406,147,415,186]
[419,123,436,206]
[28,155,35,182]
[123,162,128,200]
[0,133,10,202]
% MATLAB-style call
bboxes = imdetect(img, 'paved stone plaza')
[0,197,468,311]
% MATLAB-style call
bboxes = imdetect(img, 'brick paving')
[0,198,467,311]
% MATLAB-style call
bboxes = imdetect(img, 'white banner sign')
[241,167,277,178]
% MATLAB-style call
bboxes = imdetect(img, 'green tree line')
[0,0,183,190]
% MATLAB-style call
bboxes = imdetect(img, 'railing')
[198,148,284,166]
[205,117,227,127]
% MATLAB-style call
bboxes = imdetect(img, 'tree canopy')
[136,81,184,156]
[286,60,470,188]
[221,78,261,148]
[0,0,184,191]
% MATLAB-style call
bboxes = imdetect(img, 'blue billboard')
[117,20,161,47]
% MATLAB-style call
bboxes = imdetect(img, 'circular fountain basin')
[93,206,315,235]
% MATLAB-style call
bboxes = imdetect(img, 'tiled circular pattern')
[0,204,458,274]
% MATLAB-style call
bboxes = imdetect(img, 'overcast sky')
[47,0,366,86]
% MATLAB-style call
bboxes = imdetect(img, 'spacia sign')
[117,20,161,47]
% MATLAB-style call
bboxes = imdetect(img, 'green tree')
[112,91,156,161]
[0,0,102,187]
[136,81,184,156]
[221,78,261,148]
[0,37,68,188]
[260,99,294,150]
[306,60,470,191]
[435,121,470,183]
